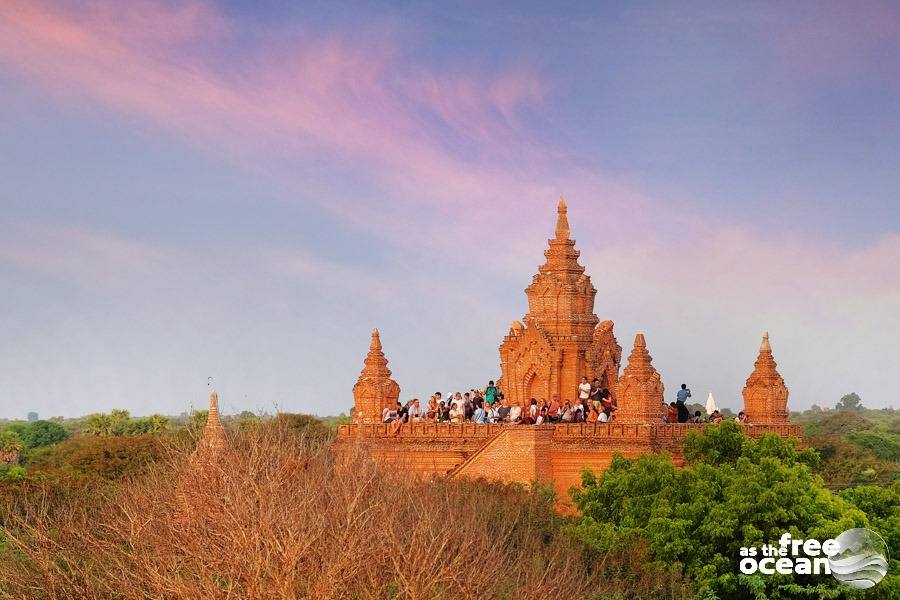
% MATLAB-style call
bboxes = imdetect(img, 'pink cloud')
[0,0,549,218]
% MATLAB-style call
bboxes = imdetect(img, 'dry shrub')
[0,423,695,599]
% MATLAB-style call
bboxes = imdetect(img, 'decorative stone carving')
[352,329,401,423]
[742,332,789,424]
[499,199,621,406]
[616,333,665,423]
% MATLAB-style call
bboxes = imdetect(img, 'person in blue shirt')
[676,384,691,423]
[474,399,486,424]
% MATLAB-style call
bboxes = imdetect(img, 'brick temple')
[337,200,800,502]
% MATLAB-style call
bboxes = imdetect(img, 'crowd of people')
[381,379,751,426]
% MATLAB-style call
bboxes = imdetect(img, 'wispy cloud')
[0,0,548,221]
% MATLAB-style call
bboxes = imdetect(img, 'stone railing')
[553,422,653,439]
[338,423,505,438]
[338,421,803,440]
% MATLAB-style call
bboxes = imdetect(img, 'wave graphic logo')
[828,528,890,589]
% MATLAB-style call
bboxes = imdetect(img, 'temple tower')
[196,390,227,456]
[499,200,622,407]
[616,333,665,423]
[352,329,401,423]
[742,332,790,423]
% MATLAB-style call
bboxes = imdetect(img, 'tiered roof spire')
[555,197,570,240]
[742,331,789,423]
[197,389,227,454]
[616,333,665,422]
[624,333,651,373]
[352,329,401,423]
[360,328,392,380]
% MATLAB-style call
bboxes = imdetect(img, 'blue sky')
[0,0,898,418]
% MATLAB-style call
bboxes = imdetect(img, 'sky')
[0,0,898,419]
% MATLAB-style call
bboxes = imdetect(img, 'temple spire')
[616,333,664,422]
[555,197,570,240]
[760,331,771,354]
[742,331,790,424]
[370,328,382,352]
[207,390,223,429]
[353,328,400,423]
[361,329,391,378]
[194,389,227,457]
[623,333,653,377]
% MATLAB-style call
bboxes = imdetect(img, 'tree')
[0,430,23,453]
[18,420,68,449]
[26,435,163,480]
[836,392,863,411]
[147,414,169,434]
[272,413,333,443]
[190,410,209,431]
[839,483,900,598]
[0,430,24,465]
[109,409,131,436]
[570,421,871,599]
[83,413,115,436]
[0,465,27,481]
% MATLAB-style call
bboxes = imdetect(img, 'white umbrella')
[706,392,718,416]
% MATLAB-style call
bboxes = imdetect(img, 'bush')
[4,421,69,450]
[802,411,874,438]
[846,430,900,461]
[570,421,873,599]
[26,435,164,480]
[0,426,695,600]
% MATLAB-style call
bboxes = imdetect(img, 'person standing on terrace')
[676,384,692,423]
[578,376,592,404]
[427,395,438,421]
[485,381,499,406]
[474,400,486,424]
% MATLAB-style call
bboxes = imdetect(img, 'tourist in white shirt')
[578,376,592,402]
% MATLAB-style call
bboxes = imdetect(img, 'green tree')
[273,413,333,443]
[83,413,114,436]
[109,409,131,436]
[147,414,169,433]
[836,392,863,411]
[0,465,27,481]
[846,430,900,461]
[190,410,209,431]
[570,421,871,599]
[26,435,163,480]
[838,483,900,599]
[18,420,68,449]
[0,430,24,454]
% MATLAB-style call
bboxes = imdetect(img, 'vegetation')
[0,421,695,600]
[792,404,900,488]
[0,398,896,598]
[3,420,69,451]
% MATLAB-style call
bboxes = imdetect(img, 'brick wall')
[335,422,803,510]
